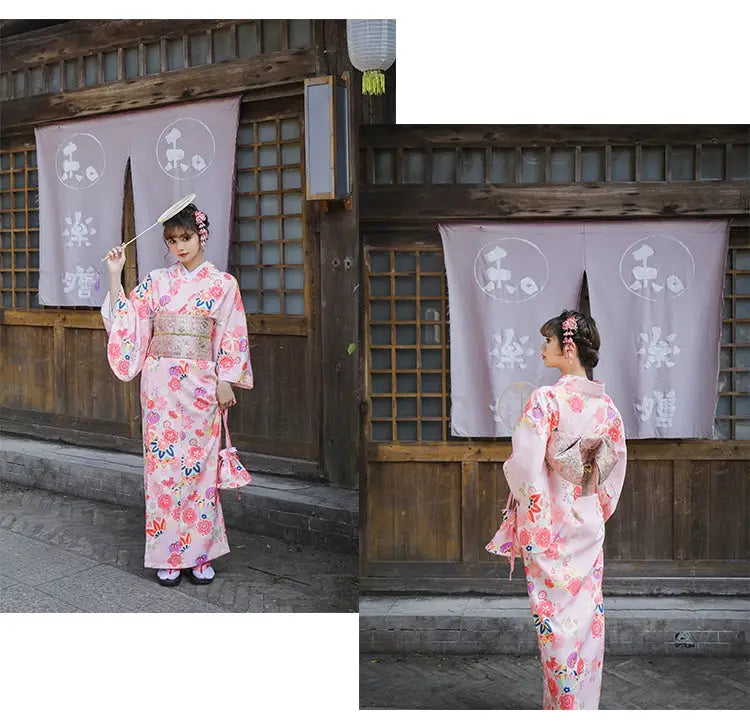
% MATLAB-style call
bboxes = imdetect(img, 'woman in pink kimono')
[487,310,627,710]
[102,203,253,587]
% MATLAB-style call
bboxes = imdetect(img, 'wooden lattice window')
[233,113,305,316]
[0,20,313,100]
[0,147,40,309]
[366,248,449,442]
[717,230,750,439]
[365,233,750,442]
[365,143,750,185]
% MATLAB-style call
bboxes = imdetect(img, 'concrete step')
[360,595,750,657]
[0,435,357,553]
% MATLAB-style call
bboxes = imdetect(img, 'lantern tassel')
[362,69,386,96]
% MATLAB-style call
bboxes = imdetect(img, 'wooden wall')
[1,313,134,444]
[363,444,750,594]
[0,316,322,465]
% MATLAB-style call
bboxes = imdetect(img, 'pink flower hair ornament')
[194,210,209,245]
[561,315,578,359]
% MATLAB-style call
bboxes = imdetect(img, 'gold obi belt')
[148,313,214,361]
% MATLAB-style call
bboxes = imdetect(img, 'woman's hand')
[216,381,236,410]
[106,246,126,275]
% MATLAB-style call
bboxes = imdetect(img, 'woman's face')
[541,332,565,368]
[164,226,202,268]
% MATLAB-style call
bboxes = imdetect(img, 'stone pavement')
[359,653,750,709]
[0,482,357,612]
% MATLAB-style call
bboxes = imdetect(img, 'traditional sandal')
[156,568,182,587]
[188,562,214,585]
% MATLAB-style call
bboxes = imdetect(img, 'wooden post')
[121,163,141,440]
[314,20,360,487]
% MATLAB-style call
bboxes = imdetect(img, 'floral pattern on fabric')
[503,386,558,554]
[101,261,253,569]
[495,374,627,709]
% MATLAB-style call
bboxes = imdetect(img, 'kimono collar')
[173,259,212,281]
[557,374,606,398]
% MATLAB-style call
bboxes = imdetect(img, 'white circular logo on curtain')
[619,234,695,301]
[56,133,106,190]
[156,117,216,180]
[473,237,549,303]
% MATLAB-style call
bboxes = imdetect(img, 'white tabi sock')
[157,568,180,581]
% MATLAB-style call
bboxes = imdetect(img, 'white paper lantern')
[346,19,396,95]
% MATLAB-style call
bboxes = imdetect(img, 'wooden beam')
[0,308,310,336]
[460,461,479,561]
[363,558,750,578]
[52,324,66,415]
[368,440,750,462]
[0,408,319,463]
[359,575,750,596]
[0,417,142,454]
[361,124,750,148]
[361,216,750,241]
[0,20,232,71]
[0,20,69,43]
[361,182,750,221]
[361,559,750,596]
[245,317,309,336]
[1,51,316,130]
[238,92,304,121]
[0,310,103,328]
[315,19,361,487]
[0,406,133,437]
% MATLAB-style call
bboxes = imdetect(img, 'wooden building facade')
[358,125,750,595]
[0,19,394,489]
[2,22,749,596]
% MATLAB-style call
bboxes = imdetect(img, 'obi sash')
[546,430,619,497]
[148,313,214,361]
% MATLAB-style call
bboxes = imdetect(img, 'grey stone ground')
[0,482,357,613]
[359,653,750,709]
[0,435,357,552]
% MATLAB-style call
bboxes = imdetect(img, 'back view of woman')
[487,310,627,709]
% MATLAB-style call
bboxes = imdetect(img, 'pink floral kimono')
[488,374,627,710]
[101,260,253,570]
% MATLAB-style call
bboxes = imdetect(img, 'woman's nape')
[540,332,588,378]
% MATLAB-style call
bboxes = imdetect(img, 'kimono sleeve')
[599,414,627,522]
[213,274,254,390]
[100,274,154,382]
[502,387,557,554]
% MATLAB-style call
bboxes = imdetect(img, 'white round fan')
[497,380,537,430]
[100,193,196,261]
